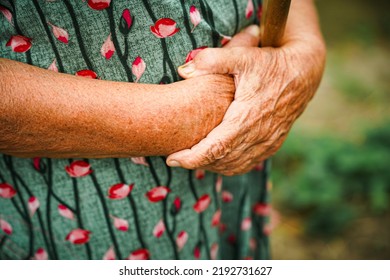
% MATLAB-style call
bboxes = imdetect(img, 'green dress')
[0,0,271,260]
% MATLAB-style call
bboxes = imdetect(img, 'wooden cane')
[260,0,291,47]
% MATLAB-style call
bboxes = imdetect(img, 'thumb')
[178,47,243,78]
[224,25,261,48]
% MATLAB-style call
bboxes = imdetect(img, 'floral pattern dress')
[0,0,272,260]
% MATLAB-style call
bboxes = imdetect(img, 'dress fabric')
[0,0,271,260]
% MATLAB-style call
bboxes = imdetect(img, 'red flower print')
[48,22,69,44]
[0,6,13,25]
[215,175,222,193]
[246,0,254,19]
[0,219,12,235]
[171,196,181,215]
[190,6,201,33]
[145,186,171,203]
[193,194,211,213]
[222,191,233,203]
[101,33,115,59]
[130,157,149,166]
[211,209,221,227]
[210,243,218,260]
[152,219,165,238]
[0,183,17,198]
[132,56,146,83]
[119,9,133,35]
[65,229,91,244]
[108,183,134,200]
[33,248,48,260]
[176,231,188,251]
[103,246,116,260]
[241,217,252,231]
[193,245,201,259]
[112,216,129,231]
[87,0,110,10]
[252,203,271,216]
[228,234,236,245]
[128,248,150,260]
[47,59,58,72]
[150,18,180,38]
[58,204,74,220]
[195,169,205,180]
[28,196,40,216]
[65,160,92,177]
[33,157,41,171]
[6,35,32,53]
[185,46,207,63]
[75,69,98,79]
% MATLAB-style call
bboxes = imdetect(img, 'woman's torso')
[0,0,270,260]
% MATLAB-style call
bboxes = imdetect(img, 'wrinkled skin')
[167,24,326,176]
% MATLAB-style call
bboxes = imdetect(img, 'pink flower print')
[119,9,133,35]
[48,22,69,44]
[28,196,40,216]
[130,157,149,166]
[65,229,91,244]
[185,46,207,63]
[0,219,12,235]
[222,191,233,203]
[132,56,146,83]
[195,169,205,180]
[112,216,129,231]
[103,246,116,260]
[246,0,254,19]
[107,183,134,200]
[193,194,211,213]
[65,160,92,177]
[128,249,150,260]
[249,238,257,251]
[190,6,201,33]
[252,203,271,216]
[101,33,115,59]
[263,223,273,236]
[47,59,58,72]
[58,204,74,220]
[145,186,171,203]
[75,69,98,79]
[215,175,222,193]
[87,0,110,10]
[0,6,13,25]
[150,18,180,38]
[211,209,221,227]
[210,243,218,260]
[241,217,252,231]
[176,231,188,251]
[153,219,165,238]
[34,248,48,260]
[6,35,32,53]
[0,183,17,198]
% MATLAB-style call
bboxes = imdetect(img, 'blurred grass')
[270,0,390,259]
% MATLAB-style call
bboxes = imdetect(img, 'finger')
[224,25,261,48]
[166,119,237,169]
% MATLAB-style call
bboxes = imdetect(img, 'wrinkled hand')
[167,25,325,176]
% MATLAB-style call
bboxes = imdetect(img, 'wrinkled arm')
[0,58,234,158]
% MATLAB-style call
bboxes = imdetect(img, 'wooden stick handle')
[260,0,291,47]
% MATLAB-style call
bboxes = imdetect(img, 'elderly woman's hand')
[167,21,325,175]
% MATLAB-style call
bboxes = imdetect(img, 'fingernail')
[178,61,196,76]
[245,25,260,37]
[168,160,181,167]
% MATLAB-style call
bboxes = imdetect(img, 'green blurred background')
[270,0,390,259]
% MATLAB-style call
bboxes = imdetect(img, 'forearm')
[0,58,234,158]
